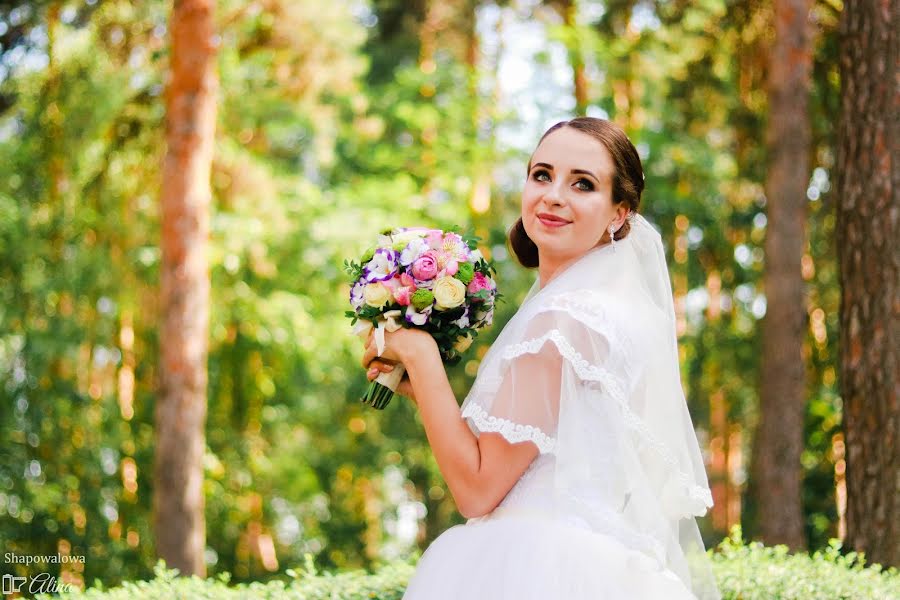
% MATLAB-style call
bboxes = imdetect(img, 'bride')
[361,117,721,600]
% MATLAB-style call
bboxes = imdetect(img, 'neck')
[537,241,611,289]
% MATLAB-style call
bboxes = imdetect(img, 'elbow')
[449,467,504,519]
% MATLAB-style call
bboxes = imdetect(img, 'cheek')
[520,185,539,210]
[572,201,611,238]
[520,189,542,226]
[520,189,541,238]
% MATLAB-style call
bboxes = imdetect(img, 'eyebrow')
[531,162,599,181]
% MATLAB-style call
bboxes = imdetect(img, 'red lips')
[537,212,572,224]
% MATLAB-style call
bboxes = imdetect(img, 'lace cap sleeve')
[460,299,615,454]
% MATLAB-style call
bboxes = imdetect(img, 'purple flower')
[399,237,429,266]
[364,248,399,282]
[413,277,436,290]
[349,280,366,310]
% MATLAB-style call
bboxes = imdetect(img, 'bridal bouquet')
[345,227,500,409]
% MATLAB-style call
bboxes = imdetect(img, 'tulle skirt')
[402,507,698,600]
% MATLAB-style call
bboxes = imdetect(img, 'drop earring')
[609,224,617,251]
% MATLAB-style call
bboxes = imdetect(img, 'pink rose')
[399,272,416,288]
[393,286,412,306]
[467,272,492,297]
[411,251,439,280]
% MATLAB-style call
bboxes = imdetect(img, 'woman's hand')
[359,325,436,405]
[359,325,434,369]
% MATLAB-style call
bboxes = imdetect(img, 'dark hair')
[508,117,645,269]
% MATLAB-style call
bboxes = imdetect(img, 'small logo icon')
[2,574,27,594]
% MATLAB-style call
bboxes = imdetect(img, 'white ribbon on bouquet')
[353,309,407,392]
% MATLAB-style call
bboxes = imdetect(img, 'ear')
[613,203,630,230]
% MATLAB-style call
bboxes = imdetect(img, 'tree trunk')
[154,0,217,577]
[553,0,588,115]
[751,0,812,550]
[836,0,899,568]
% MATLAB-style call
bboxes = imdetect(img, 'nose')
[542,179,566,206]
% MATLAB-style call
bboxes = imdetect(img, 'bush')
[45,529,899,600]
[42,559,415,600]
[709,527,900,600]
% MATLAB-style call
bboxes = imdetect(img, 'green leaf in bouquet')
[440,305,466,321]
[357,305,385,321]
[463,237,480,250]
[343,259,363,281]
[473,257,497,276]
[461,228,481,250]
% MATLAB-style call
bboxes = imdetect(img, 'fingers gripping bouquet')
[344,227,500,409]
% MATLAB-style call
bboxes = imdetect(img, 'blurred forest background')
[0,0,896,592]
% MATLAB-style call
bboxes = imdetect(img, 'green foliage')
[343,259,364,282]
[41,535,900,600]
[709,528,900,600]
[40,559,415,600]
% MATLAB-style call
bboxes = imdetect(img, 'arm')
[362,327,539,519]
[404,338,539,519]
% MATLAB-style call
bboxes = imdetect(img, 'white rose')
[363,282,392,308]
[432,276,467,310]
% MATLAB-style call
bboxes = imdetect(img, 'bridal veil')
[459,213,721,600]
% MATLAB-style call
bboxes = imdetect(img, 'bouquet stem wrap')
[355,310,406,409]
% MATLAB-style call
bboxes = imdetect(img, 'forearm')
[405,344,484,515]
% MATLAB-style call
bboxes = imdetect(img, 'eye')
[532,169,551,182]
[574,178,594,192]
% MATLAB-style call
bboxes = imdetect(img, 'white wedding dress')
[403,215,721,600]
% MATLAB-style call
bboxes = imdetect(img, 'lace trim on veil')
[461,402,557,454]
